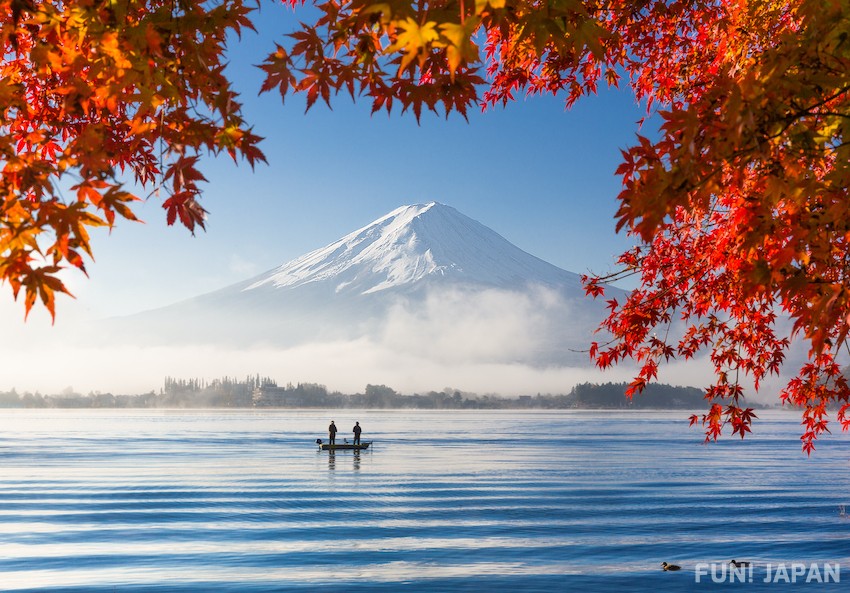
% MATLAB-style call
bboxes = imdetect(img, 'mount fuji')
[105,202,624,369]
[243,201,584,295]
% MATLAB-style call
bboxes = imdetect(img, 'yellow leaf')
[475,0,505,13]
[439,19,480,77]
[387,18,440,72]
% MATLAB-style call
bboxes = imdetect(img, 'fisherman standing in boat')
[328,421,338,446]
[353,422,362,446]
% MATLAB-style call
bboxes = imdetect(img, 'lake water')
[0,409,848,591]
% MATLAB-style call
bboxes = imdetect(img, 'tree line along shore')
[0,377,772,410]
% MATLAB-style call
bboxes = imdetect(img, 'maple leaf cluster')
[1,0,265,318]
[582,1,850,453]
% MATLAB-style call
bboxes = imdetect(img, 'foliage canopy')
[2,0,850,449]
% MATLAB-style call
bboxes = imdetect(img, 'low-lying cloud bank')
[1,284,736,397]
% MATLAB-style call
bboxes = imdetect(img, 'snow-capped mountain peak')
[244,202,580,295]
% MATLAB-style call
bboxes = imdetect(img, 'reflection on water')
[326,449,363,472]
[0,409,848,592]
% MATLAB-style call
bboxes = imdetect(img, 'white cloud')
[5,284,769,399]
[0,282,628,394]
[380,286,575,364]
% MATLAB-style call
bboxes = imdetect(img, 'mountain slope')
[104,202,622,367]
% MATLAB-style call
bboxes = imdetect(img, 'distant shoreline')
[1,379,776,410]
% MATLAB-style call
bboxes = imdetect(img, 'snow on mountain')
[242,202,583,295]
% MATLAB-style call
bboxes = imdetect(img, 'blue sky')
[60,4,646,319]
[76,84,643,317]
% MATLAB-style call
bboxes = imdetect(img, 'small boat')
[316,439,371,451]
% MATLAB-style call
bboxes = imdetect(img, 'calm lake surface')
[0,409,848,592]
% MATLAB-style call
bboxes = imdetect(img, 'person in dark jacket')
[328,421,338,445]
[353,421,362,445]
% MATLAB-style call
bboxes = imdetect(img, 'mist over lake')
[1,409,848,592]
